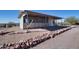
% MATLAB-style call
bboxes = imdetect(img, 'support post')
[20,16,24,30]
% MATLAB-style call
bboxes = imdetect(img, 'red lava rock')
[20,42,27,48]
[14,43,21,49]
[8,43,14,47]
[0,27,72,49]
[53,33,56,38]
[27,38,33,45]
[25,41,30,48]
[26,40,30,46]
[19,40,24,43]
[8,43,11,47]
[42,33,48,37]
[48,33,53,38]
[6,47,10,49]
[3,43,7,48]
[52,34,55,38]
[34,36,43,43]
[34,37,37,40]
[40,35,44,40]
[32,41,38,46]
[38,40,42,43]
[58,31,62,34]
[0,45,4,49]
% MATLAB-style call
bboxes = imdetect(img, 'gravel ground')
[32,26,79,49]
[0,27,49,46]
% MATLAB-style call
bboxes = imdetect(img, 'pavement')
[32,26,79,49]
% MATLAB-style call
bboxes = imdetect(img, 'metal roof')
[18,10,62,19]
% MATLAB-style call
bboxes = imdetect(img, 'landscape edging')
[0,27,73,49]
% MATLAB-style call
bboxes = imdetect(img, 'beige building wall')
[48,17,55,26]
[20,15,56,29]
[23,16,49,28]
[24,23,48,28]
[23,17,56,29]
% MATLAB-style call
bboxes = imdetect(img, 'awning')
[18,10,62,19]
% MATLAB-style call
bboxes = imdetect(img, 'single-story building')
[18,10,62,29]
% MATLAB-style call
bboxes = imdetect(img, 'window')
[28,16,48,23]
[45,17,48,23]
[23,18,26,23]
[23,15,29,24]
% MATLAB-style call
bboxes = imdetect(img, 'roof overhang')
[18,10,62,19]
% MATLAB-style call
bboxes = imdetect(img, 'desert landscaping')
[0,10,79,49]
[0,27,48,44]
[0,26,73,49]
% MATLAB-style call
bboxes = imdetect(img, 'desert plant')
[64,16,79,25]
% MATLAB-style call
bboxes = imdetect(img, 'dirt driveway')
[33,26,79,49]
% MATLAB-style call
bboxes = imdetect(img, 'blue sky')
[0,10,79,23]
[0,10,19,23]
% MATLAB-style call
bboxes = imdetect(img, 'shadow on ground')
[40,26,69,31]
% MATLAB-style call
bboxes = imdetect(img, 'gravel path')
[32,26,79,49]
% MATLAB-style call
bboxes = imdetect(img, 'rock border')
[0,27,73,49]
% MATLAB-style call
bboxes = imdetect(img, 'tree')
[64,16,79,25]
[7,22,16,27]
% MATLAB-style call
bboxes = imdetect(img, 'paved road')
[32,26,79,49]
